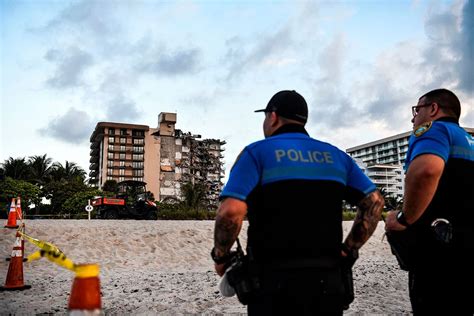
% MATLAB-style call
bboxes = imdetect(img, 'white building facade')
[347,127,474,199]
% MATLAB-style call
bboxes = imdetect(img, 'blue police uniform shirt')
[404,117,474,239]
[405,118,474,172]
[222,129,375,202]
[220,124,376,263]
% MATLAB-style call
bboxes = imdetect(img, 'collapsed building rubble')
[155,113,225,209]
[89,112,225,209]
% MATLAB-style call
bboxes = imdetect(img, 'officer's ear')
[430,102,442,117]
[270,112,279,127]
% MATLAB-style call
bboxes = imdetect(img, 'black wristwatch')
[210,247,231,264]
[396,211,410,227]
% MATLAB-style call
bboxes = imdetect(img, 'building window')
[132,130,144,137]
[109,128,115,135]
[107,176,114,180]
[133,146,143,153]
[133,154,144,161]
[107,161,114,167]
[133,138,144,145]
[119,169,125,176]
[133,161,143,168]
[133,169,144,176]
[132,177,143,181]
[120,128,127,136]
[120,145,126,152]
[119,176,125,182]
[120,161,125,167]
[119,153,126,160]
[108,144,114,151]
[108,153,114,159]
[120,137,126,144]
[108,136,115,143]
[107,168,113,175]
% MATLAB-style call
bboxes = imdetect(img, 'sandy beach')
[1,220,411,315]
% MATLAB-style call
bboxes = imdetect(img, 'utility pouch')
[225,240,261,305]
[341,266,354,310]
[340,245,358,310]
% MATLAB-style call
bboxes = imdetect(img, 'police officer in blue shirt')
[385,88,474,315]
[212,90,384,315]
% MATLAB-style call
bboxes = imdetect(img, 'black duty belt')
[263,256,340,270]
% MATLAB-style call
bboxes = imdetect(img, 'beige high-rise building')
[89,112,225,207]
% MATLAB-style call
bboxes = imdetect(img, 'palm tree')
[2,157,30,180]
[102,179,118,193]
[379,187,403,211]
[181,181,207,210]
[28,154,53,185]
[50,161,86,182]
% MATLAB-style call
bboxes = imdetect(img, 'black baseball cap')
[255,90,308,123]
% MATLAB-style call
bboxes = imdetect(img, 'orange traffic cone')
[6,224,26,262]
[16,196,23,220]
[68,264,102,314]
[0,230,31,291]
[4,198,19,229]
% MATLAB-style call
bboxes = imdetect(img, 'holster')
[386,218,453,272]
[341,266,354,310]
[385,229,416,271]
[225,254,261,305]
[340,247,358,310]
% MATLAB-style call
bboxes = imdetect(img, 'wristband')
[341,243,359,260]
[210,247,232,264]
[396,211,410,227]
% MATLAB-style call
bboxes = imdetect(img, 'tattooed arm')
[213,197,247,276]
[343,190,384,252]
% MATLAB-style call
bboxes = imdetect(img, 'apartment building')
[89,112,225,207]
[347,131,411,167]
[347,127,474,198]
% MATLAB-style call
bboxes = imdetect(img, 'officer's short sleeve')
[220,148,261,201]
[408,124,450,163]
[345,156,376,205]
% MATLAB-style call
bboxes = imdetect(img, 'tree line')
[0,154,216,220]
[0,154,100,218]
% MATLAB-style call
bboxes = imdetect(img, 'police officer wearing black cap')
[385,88,474,315]
[212,90,384,315]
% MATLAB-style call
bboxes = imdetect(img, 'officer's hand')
[215,263,226,277]
[385,211,407,232]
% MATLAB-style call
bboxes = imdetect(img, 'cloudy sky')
[1,0,473,181]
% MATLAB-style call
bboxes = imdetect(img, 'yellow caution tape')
[26,250,43,262]
[19,231,76,272]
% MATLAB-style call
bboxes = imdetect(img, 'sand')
[0,220,411,315]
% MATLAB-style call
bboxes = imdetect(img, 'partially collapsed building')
[89,112,225,208]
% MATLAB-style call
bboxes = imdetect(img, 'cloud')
[308,33,365,129]
[457,0,473,94]
[421,0,473,94]
[45,0,118,37]
[136,45,201,76]
[462,108,474,126]
[309,0,472,138]
[45,46,94,88]
[222,1,321,83]
[39,108,94,144]
[223,26,294,82]
[105,94,141,123]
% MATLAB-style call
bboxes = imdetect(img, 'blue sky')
[1,0,472,181]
